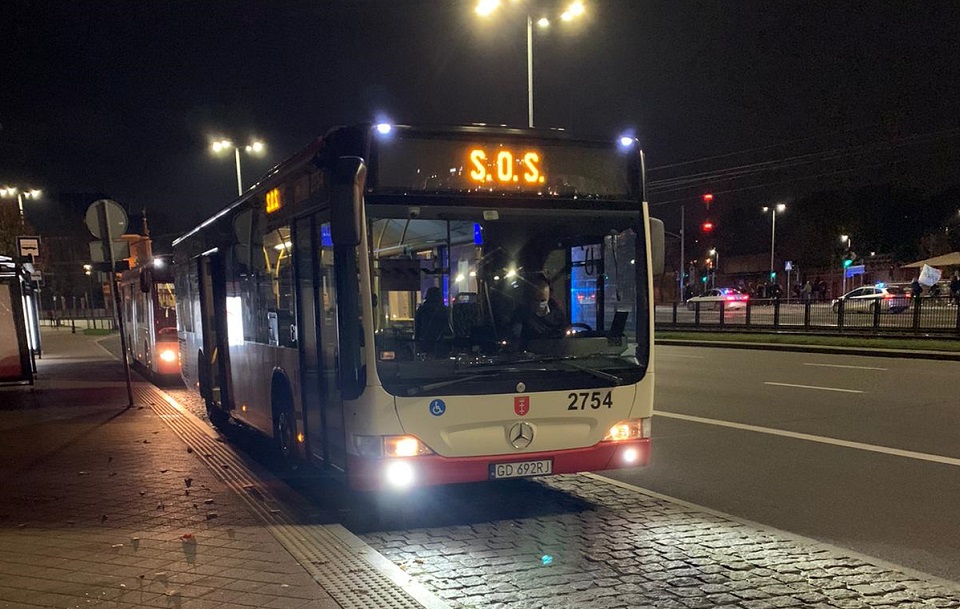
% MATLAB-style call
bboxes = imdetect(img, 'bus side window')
[259,225,296,348]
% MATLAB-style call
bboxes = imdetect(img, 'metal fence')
[657,296,960,335]
[40,309,116,331]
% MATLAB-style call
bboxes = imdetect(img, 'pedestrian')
[911,277,923,303]
[816,278,827,302]
[951,272,960,306]
[802,280,812,302]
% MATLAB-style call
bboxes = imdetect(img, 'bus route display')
[372,132,636,200]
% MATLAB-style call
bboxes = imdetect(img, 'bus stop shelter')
[0,255,38,384]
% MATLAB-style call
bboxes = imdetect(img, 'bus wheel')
[273,400,297,466]
[206,401,229,430]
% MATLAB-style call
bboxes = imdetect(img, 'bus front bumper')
[347,439,649,491]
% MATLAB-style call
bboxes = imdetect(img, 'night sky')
[2,1,959,248]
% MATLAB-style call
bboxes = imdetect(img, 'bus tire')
[272,378,297,467]
[206,401,229,430]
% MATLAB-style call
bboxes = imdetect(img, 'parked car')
[831,285,908,314]
[686,288,749,310]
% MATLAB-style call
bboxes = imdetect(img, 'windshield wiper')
[556,360,623,386]
[406,374,488,397]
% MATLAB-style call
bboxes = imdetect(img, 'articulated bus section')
[119,258,179,379]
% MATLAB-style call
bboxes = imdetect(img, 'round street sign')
[85,199,128,239]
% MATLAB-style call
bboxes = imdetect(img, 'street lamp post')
[762,203,786,285]
[0,186,42,223]
[211,139,266,196]
[476,1,586,128]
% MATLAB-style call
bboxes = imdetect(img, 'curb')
[656,338,960,361]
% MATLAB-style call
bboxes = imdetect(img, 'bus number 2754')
[567,391,614,410]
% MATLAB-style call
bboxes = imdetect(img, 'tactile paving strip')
[133,383,447,609]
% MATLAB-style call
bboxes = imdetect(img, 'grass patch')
[656,331,960,352]
[82,328,116,336]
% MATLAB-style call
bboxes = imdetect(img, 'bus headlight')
[353,435,435,458]
[385,461,415,488]
[603,418,651,442]
[384,435,434,458]
[159,349,177,363]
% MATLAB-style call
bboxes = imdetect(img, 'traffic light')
[843,258,853,269]
[842,251,858,268]
[702,221,714,233]
[769,271,777,280]
[702,193,714,209]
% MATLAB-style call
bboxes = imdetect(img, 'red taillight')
[883,293,893,299]
[725,296,736,301]
[742,295,749,300]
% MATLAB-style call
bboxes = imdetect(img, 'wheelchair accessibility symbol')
[429,399,446,417]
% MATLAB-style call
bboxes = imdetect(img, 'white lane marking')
[804,363,888,371]
[656,410,960,468]
[764,382,863,394]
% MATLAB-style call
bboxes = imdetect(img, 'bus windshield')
[370,209,646,397]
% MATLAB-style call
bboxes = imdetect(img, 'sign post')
[784,261,793,303]
[17,236,40,261]
[85,199,134,408]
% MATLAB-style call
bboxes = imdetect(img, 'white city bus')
[118,257,180,379]
[173,123,664,490]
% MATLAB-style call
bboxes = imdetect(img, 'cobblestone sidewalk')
[361,475,960,609]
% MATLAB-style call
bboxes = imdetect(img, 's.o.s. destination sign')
[467,147,546,187]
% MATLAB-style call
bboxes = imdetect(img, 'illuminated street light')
[0,185,43,221]
[762,204,786,283]
[475,0,587,128]
[475,0,499,16]
[211,138,266,195]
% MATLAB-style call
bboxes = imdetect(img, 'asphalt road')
[605,344,960,582]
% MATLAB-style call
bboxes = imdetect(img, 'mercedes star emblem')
[508,422,535,449]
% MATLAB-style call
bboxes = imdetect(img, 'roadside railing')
[657,296,960,335]
[41,309,116,331]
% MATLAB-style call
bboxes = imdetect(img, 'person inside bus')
[511,275,567,340]
[414,287,451,351]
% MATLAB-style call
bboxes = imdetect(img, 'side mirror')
[331,156,366,246]
[648,217,665,276]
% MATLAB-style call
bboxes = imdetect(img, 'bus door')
[198,252,232,411]
[293,216,346,471]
